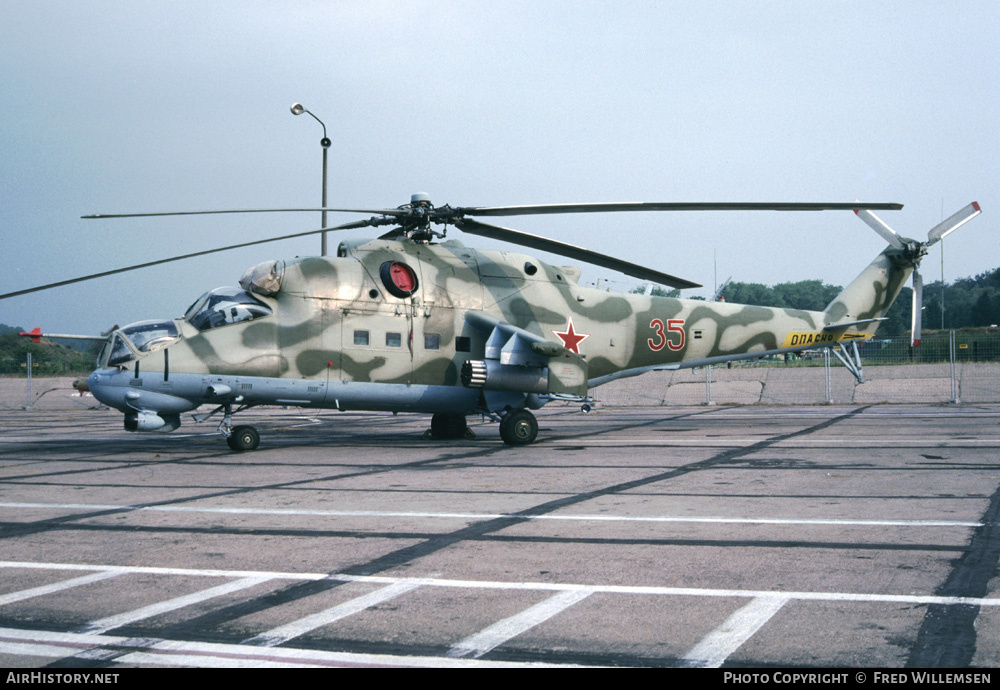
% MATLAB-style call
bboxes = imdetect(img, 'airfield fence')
[2,333,999,410]
[728,331,1000,368]
[596,331,1000,406]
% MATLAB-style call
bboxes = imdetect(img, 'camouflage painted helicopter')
[10,196,981,450]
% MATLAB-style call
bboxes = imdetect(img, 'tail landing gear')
[499,408,538,446]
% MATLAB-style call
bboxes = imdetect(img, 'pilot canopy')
[184,287,273,331]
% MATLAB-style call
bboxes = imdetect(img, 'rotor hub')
[386,195,461,241]
[902,241,928,265]
[887,239,928,268]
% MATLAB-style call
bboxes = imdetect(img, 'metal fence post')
[824,348,833,403]
[704,364,715,405]
[950,330,960,404]
[24,353,33,410]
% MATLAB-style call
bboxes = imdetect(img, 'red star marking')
[552,318,589,354]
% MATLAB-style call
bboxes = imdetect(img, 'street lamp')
[290,103,332,255]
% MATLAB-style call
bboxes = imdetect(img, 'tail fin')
[827,202,981,343]
[823,248,914,335]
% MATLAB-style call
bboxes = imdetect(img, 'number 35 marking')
[648,318,685,352]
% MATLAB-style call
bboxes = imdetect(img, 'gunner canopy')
[105,319,181,366]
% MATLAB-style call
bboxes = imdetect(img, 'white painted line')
[448,589,593,658]
[0,641,85,658]
[3,560,999,608]
[0,502,983,528]
[244,581,421,647]
[548,439,1000,446]
[0,571,121,606]
[681,595,788,668]
[113,650,327,668]
[0,502,134,511]
[0,560,329,581]
[0,626,587,668]
[79,577,270,635]
[136,506,992,528]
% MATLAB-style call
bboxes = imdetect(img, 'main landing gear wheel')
[227,425,260,452]
[499,409,538,446]
[430,413,469,440]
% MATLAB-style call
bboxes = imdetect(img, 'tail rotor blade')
[911,270,923,347]
[854,205,905,248]
[926,201,982,246]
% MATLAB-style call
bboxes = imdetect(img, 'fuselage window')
[424,334,440,350]
[354,330,370,346]
[455,336,471,353]
[386,332,402,348]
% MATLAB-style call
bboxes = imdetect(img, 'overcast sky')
[1,1,996,335]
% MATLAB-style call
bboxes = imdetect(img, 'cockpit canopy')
[184,287,273,331]
[106,320,181,366]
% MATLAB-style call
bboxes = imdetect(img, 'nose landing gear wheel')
[499,409,538,446]
[227,425,260,452]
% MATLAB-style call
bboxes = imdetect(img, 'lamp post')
[290,103,331,255]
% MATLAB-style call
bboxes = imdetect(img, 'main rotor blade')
[454,218,701,289]
[854,207,905,248]
[83,201,906,222]
[83,208,404,219]
[456,202,903,217]
[0,219,373,300]
[911,270,923,347]
[926,201,982,245]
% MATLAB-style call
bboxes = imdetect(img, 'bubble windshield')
[120,320,181,352]
[104,320,181,366]
[185,287,272,331]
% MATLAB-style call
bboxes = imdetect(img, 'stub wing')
[462,311,589,399]
[464,311,566,366]
[822,318,887,332]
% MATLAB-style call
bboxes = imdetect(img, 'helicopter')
[9,194,981,450]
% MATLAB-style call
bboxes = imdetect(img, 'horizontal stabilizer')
[822,318,887,331]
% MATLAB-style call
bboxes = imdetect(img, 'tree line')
[0,325,98,375]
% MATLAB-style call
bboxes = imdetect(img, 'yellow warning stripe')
[781,331,870,349]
